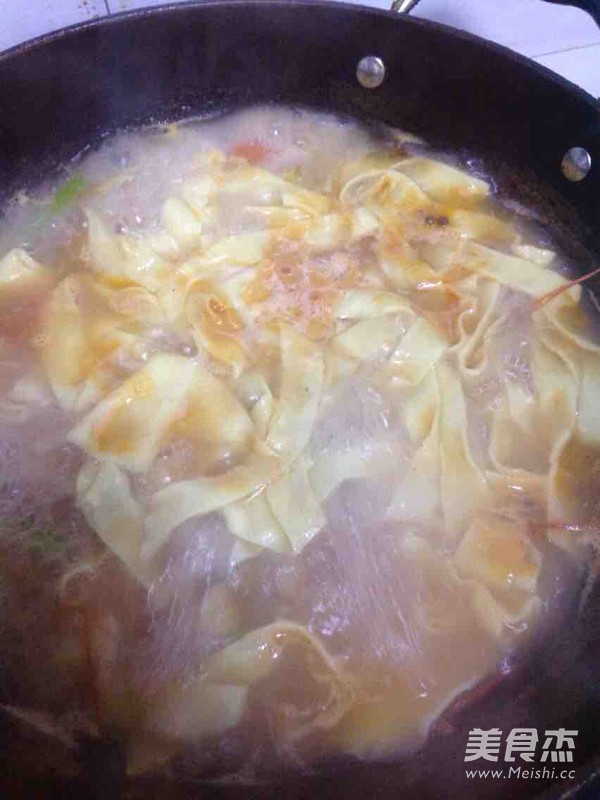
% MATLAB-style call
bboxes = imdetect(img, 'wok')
[1,1,600,798]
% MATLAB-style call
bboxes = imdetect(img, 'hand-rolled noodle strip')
[234,370,274,440]
[578,359,600,445]
[160,197,205,252]
[267,324,324,461]
[387,420,440,523]
[455,514,540,595]
[334,532,496,757]
[467,582,541,642]
[76,460,151,584]
[333,315,405,361]
[438,363,488,539]
[378,237,458,309]
[245,204,309,228]
[389,317,448,386]
[463,243,572,297]
[548,356,600,534]
[449,210,517,246]
[180,175,217,215]
[538,291,599,354]
[143,446,282,561]
[394,157,490,203]
[203,622,356,743]
[339,163,430,211]
[70,353,254,474]
[387,372,441,522]
[267,457,326,552]
[281,185,331,217]
[185,280,249,377]
[453,278,501,381]
[489,381,546,474]
[68,354,196,472]
[146,682,247,746]
[395,367,439,443]
[0,371,53,420]
[229,539,263,569]
[311,441,397,503]
[41,274,142,411]
[512,243,556,266]
[86,209,168,292]
[223,490,291,554]
[455,514,542,641]
[335,289,411,320]
[524,338,577,462]
[0,248,50,293]
[203,231,269,266]
[300,209,378,252]
[216,163,330,217]
[140,621,354,752]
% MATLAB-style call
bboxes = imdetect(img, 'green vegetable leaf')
[49,173,88,215]
[29,527,66,553]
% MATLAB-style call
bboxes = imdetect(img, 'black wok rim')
[0,0,598,116]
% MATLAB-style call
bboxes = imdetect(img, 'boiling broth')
[0,106,597,782]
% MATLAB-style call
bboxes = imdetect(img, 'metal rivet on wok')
[561,147,592,182]
[356,56,386,89]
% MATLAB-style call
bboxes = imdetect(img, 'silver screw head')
[562,146,592,182]
[356,56,386,89]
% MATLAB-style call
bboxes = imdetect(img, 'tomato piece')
[231,140,271,164]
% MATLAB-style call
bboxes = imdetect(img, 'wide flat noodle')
[512,243,556,266]
[542,296,600,545]
[76,460,151,584]
[311,440,397,503]
[86,209,168,292]
[548,355,600,535]
[455,514,539,595]
[394,157,490,203]
[68,354,196,472]
[204,621,356,743]
[453,278,501,382]
[339,163,431,212]
[160,197,205,252]
[40,274,139,411]
[0,248,50,293]
[463,243,571,297]
[184,279,248,377]
[387,371,440,522]
[389,317,447,386]
[70,353,253,474]
[143,681,247,744]
[449,210,517,247]
[0,370,53,420]
[223,490,291,554]
[267,324,324,461]
[266,457,326,552]
[455,515,541,641]
[234,369,274,440]
[143,446,281,561]
[335,289,410,320]
[438,363,488,539]
[333,316,405,361]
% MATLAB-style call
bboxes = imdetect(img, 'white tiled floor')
[1,0,599,97]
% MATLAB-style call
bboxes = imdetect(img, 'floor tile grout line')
[531,40,600,59]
